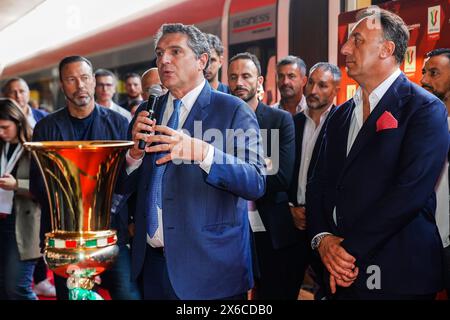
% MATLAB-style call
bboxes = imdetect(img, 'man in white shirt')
[421,48,450,296]
[94,69,132,122]
[2,78,47,129]
[288,62,341,299]
[273,56,308,116]
[116,23,265,300]
[307,8,448,299]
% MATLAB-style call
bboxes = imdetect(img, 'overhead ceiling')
[0,0,45,31]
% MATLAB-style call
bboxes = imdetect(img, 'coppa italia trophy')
[24,141,134,300]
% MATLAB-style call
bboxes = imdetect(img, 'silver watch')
[311,233,330,250]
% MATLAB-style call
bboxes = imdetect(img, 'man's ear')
[199,52,209,71]
[301,75,308,87]
[258,75,264,87]
[380,40,395,59]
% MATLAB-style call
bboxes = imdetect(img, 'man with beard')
[421,48,450,112]
[421,48,450,297]
[288,62,341,299]
[228,52,300,299]
[32,56,140,300]
[273,55,308,116]
[205,33,230,94]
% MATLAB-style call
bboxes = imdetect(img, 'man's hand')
[290,206,306,230]
[318,235,358,290]
[130,110,156,160]
[0,173,18,191]
[329,273,357,294]
[145,125,209,165]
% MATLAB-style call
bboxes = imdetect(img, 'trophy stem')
[64,266,102,300]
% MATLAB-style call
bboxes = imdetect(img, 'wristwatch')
[311,233,331,250]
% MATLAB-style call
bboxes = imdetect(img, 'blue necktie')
[147,99,182,237]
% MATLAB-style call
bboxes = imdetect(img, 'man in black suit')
[228,52,300,299]
[288,62,341,299]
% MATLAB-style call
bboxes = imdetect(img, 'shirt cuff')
[199,143,214,174]
[311,232,333,250]
[126,149,144,175]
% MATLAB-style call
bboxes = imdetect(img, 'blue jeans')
[0,214,37,300]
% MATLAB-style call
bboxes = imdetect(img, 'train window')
[289,0,328,73]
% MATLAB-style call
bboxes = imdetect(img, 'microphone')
[138,84,163,150]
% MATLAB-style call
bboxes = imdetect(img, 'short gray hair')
[277,55,307,76]
[154,23,210,71]
[309,62,342,84]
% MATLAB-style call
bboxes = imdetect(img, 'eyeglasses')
[97,83,114,89]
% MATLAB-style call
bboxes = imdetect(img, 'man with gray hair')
[205,33,230,94]
[308,8,448,299]
[288,62,341,299]
[274,55,308,116]
[2,77,47,128]
[117,23,265,300]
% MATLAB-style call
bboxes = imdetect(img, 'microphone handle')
[138,106,156,150]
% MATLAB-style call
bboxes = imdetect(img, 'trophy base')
[44,230,119,278]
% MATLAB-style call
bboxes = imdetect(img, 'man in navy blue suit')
[307,8,449,299]
[118,23,265,300]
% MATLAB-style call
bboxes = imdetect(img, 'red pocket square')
[376,111,398,132]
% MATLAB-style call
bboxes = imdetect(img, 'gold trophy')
[24,141,134,300]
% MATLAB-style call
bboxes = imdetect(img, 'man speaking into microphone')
[116,23,265,300]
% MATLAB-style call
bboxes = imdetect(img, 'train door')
[225,0,278,105]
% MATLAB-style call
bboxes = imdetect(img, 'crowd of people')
[0,7,449,300]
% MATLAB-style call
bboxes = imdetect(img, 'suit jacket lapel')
[255,103,265,126]
[182,82,211,135]
[340,74,412,180]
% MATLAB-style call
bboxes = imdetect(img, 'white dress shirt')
[273,95,307,115]
[296,105,333,205]
[26,105,37,129]
[125,80,214,247]
[109,102,132,123]
[434,117,450,248]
